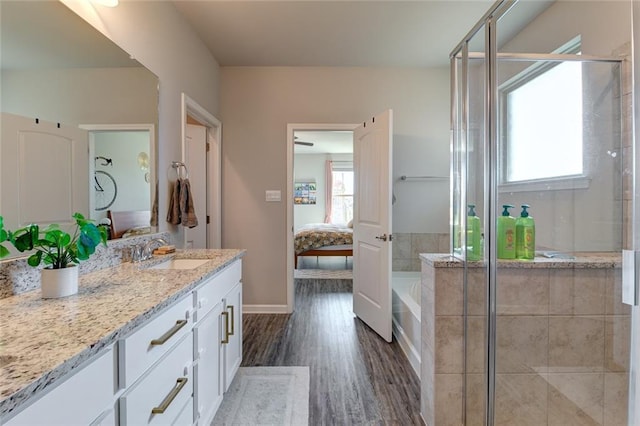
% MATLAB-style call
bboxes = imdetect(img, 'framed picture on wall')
[294,182,317,204]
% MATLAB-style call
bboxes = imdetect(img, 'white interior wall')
[294,154,326,229]
[93,131,150,221]
[221,66,449,307]
[2,68,157,126]
[63,0,220,246]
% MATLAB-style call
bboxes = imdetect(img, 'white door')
[353,110,393,342]
[185,123,208,249]
[1,112,88,232]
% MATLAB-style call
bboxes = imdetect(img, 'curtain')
[324,160,333,223]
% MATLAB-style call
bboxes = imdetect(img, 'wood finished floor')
[242,279,422,425]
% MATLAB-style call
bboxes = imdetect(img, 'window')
[331,170,353,224]
[502,39,583,184]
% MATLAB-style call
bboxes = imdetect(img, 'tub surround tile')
[495,373,548,426]
[435,317,463,374]
[604,316,630,372]
[421,252,627,424]
[497,269,549,315]
[549,316,605,372]
[549,269,606,315]
[497,316,549,374]
[547,373,604,426]
[0,248,246,418]
[603,373,629,426]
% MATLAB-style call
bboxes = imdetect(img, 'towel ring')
[171,161,189,180]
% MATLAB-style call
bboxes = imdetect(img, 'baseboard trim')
[243,304,290,314]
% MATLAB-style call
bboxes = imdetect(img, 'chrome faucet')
[133,238,169,262]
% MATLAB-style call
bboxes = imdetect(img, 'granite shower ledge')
[420,252,621,269]
[0,248,246,418]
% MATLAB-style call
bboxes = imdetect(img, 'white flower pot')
[41,265,79,299]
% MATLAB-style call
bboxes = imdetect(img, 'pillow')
[347,219,353,228]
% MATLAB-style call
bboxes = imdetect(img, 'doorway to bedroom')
[291,128,355,282]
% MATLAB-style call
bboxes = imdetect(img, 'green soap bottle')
[497,204,516,259]
[515,204,535,260]
[466,204,482,261]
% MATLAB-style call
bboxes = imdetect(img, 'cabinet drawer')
[120,333,193,426]
[172,397,193,426]
[5,347,115,426]
[194,260,241,322]
[119,295,193,388]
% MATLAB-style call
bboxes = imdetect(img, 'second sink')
[148,258,210,270]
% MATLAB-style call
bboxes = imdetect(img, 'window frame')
[498,37,588,192]
[330,165,354,225]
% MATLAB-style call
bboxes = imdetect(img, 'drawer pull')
[151,377,188,414]
[150,320,187,346]
[221,311,230,344]
[227,305,235,336]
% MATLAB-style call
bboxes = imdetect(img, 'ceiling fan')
[294,136,314,147]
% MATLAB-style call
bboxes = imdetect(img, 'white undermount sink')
[148,258,210,270]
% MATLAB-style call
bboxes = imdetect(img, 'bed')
[107,210,151,239]
[294,223,353,268]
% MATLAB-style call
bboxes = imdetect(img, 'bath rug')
[212,366,310,426]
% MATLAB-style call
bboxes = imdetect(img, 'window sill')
[499,175,590,192]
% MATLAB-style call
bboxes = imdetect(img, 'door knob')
[375,234,388,241]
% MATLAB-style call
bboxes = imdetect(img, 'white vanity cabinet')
[222,280,242,392]
[192,259,242,425]
[4,347,117,426]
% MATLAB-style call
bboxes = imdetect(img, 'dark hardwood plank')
[242,279,422,425]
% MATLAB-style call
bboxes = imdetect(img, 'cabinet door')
[223,281,242,392]
[193,302,224,425]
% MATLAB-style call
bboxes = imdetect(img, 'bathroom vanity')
[0,248,245,425]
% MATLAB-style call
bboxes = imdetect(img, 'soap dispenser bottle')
[497,204,516,259]
[516,204,535,260]
[467,204,482,261]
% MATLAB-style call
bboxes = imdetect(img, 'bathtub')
[392,271,421,377]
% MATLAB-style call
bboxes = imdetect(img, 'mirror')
[0,1,159,248]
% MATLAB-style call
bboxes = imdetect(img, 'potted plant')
[2,213,107,298]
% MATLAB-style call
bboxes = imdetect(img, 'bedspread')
[294,223,353,254]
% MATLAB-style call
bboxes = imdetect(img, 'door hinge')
[206,215,210,224]
[206,142,210,152]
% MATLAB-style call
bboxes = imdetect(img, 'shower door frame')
[451,0,634,424]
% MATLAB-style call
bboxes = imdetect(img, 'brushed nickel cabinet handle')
[221,311,230,344]
[227,305,235,336]
[151,377,188,414]
[150,320,187,346]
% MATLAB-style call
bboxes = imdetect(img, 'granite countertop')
[0,248,246,418]
[420,252,621,268]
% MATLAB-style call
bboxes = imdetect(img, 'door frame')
[286,122,358,313]
[181,93,222,249]
[80,123,155,219]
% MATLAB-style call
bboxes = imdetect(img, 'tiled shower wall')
[393,232,450,272]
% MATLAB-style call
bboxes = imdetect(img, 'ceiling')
[294,130,353,154]
[172,0,554,68]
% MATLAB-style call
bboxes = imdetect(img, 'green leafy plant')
[3,213,107,269]
[0,216,10,258]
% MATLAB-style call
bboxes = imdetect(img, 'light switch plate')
[265,190,281,202]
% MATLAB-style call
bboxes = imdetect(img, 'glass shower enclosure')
[450,0,637,424]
